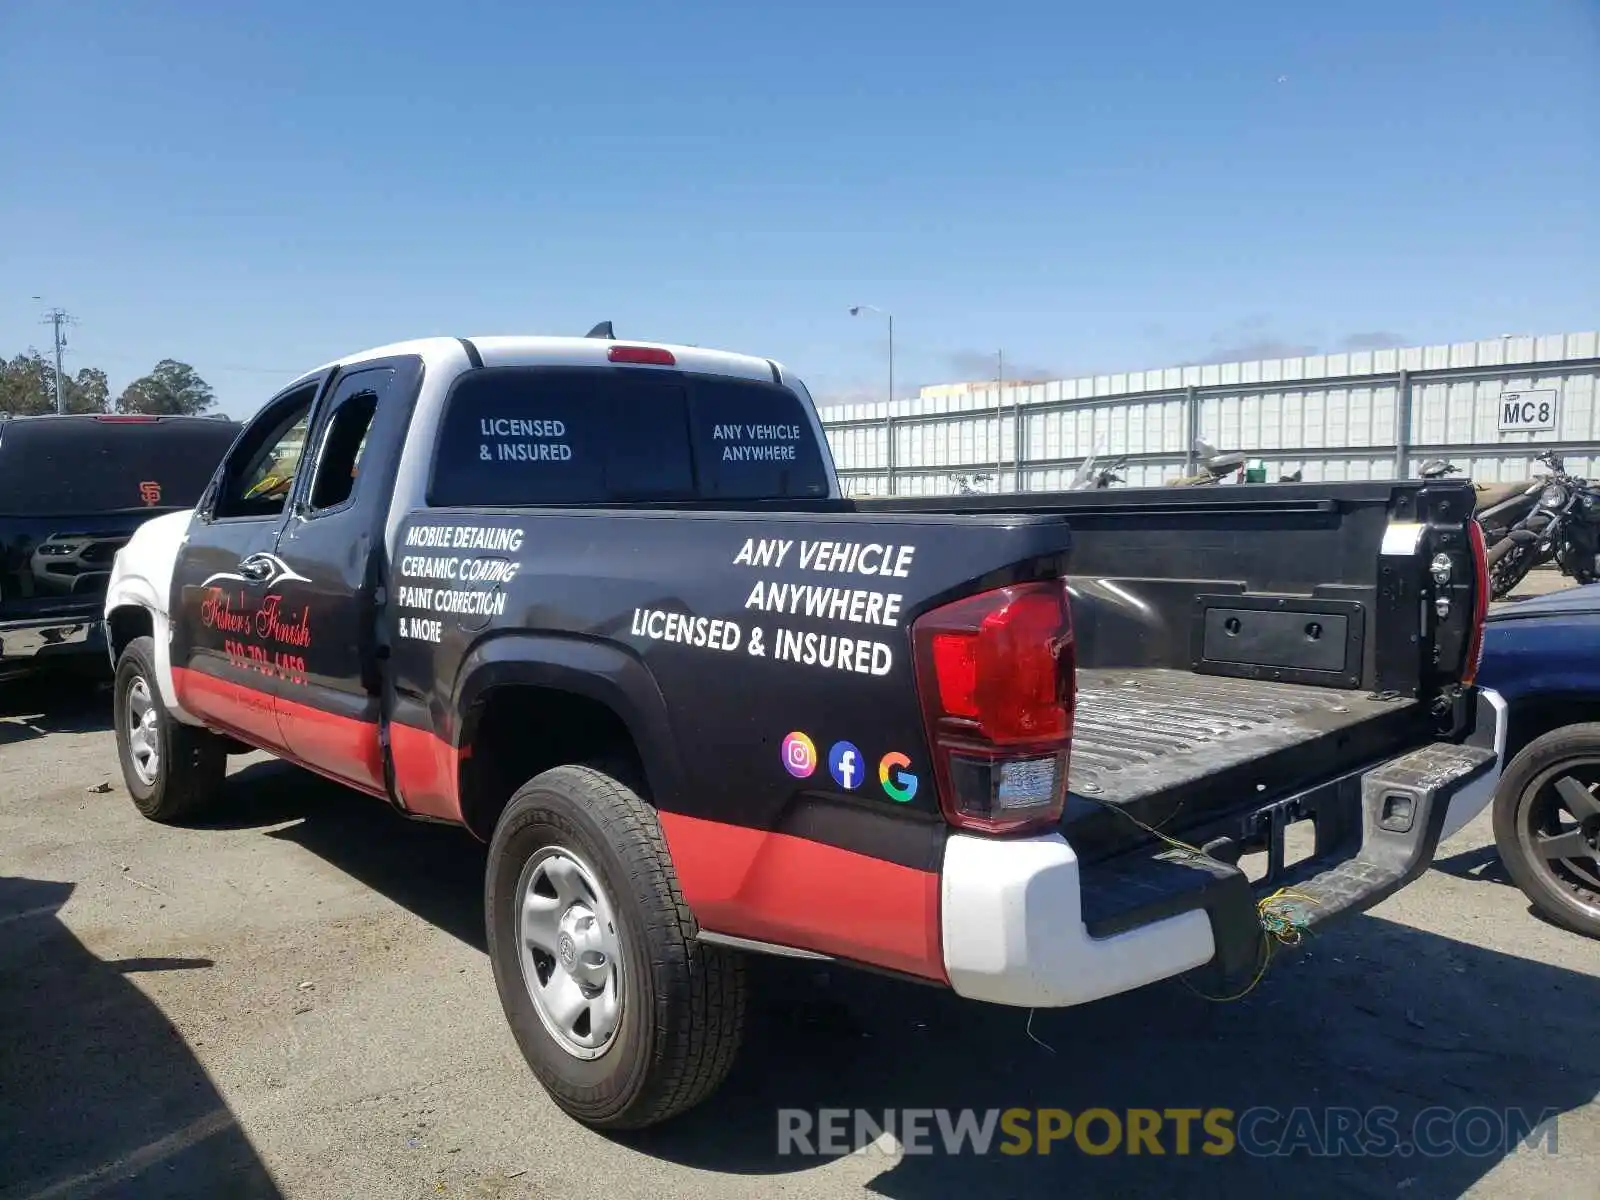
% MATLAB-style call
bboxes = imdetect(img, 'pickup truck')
[1,413,239,682]
[103,332,1503,1131]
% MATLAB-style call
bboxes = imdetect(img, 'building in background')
[916,379,1046,402]
[819,331,1600,497]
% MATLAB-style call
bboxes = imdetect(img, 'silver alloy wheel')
[126,676,160,787]
[515,844,625,1060]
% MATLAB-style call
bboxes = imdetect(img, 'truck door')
[170,380,324,750]
[271,357,421,797]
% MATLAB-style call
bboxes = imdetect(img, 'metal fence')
[818,331,1600,496]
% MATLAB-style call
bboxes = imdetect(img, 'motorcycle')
[1066,455,1098,490]
[1420,455,1548,523]
[1087,456,1128,488]
[1065,454,1127,490]
[1484,454,1600,599]
[1420,454,1568,598]
[1166,440,1248,487]
[948,472,994,495]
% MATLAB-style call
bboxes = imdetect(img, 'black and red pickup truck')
[103,333,1502,1130]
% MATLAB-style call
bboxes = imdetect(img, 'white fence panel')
[820,332,1600,495]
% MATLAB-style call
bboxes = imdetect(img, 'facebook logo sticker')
[828,741,863,791]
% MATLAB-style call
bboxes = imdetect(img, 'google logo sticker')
[879,752,919,802]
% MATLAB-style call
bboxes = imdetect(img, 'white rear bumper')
[1438,687,1507,840]
[940,831,1215,1008]
[939,689,1507,1009]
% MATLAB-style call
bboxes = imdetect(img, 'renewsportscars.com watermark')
[777,1107,1564,1158]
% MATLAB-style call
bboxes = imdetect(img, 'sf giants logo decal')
[139,480,162,506]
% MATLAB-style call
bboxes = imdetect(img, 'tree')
[0,353,112,415]
[116,359,216,415]
[0,350,58,416]
[64,367,110,414]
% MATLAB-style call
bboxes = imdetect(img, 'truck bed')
[864,481,1480,853]
[1069,668,1416,806]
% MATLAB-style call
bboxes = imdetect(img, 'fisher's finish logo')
[200,553,311,590]
[198,554,314,685]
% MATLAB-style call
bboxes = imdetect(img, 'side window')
[430,368,694,506]
[304,368,392,514]
[213,385,317,520]
[688,378,829,499]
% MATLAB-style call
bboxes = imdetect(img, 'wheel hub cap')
[515,846,624,1060]
[125,676,160,786]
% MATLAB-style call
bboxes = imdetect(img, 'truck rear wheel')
[113,636,227,822]
[485,763,746,1129]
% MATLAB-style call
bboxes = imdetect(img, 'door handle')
[237,556,274,582]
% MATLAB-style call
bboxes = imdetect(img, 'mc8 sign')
[1498,389,1559,433]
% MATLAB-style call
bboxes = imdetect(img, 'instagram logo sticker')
[781,732,817,779]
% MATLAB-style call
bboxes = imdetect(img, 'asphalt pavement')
[2,579,1598,1198]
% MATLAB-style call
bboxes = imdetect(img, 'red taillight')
[931,632,978,717]
[608,345,676,366]
[95,414,158,422]
[1462,518,1490,686]
[911,580,1075,835]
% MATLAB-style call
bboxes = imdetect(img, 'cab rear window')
[428,366,829,506]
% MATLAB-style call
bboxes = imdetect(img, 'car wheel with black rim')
[113,635,227,822]
[485,762,746,1129]
[1492,723,1600,939]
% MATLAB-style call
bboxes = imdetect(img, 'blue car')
[1475,582,1600,938]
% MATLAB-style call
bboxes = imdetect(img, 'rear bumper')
[0,615,104,673]
[1438,687,1507,840]
[941,697,1499,1008]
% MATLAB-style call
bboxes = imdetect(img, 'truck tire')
[485,763,746,1129]
[1492,724,1600,939]
[113,636,227,822]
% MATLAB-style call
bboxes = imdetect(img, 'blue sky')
[2,0,1596,418]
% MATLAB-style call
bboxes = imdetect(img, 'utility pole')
[35,302,73,414]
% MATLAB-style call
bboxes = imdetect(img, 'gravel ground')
[2,577,1597,1199]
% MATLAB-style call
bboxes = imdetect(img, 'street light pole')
[996,349,1004,489]
[888,312,894,417]
[849,304,894,405]
[850,304,896,495]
